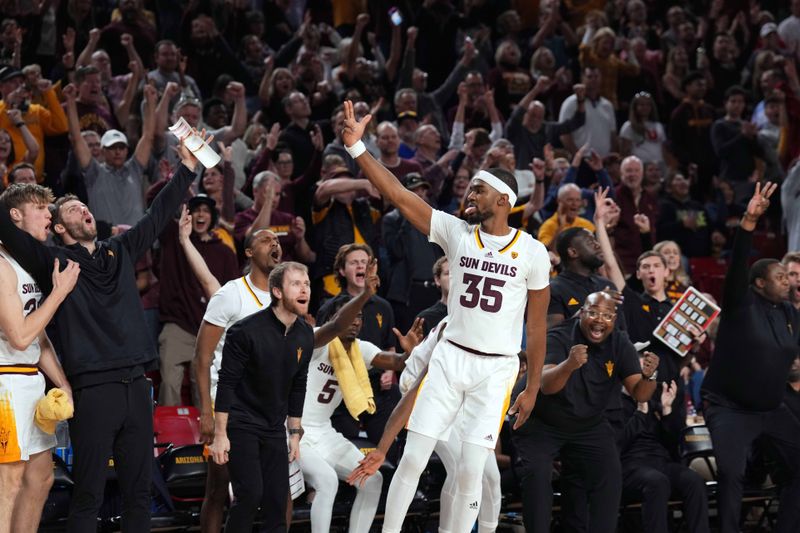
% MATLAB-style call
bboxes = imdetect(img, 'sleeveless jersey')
[302,338,381,428]
[0,245,42,364]
[428,210,550,356]
[202,274,271,401]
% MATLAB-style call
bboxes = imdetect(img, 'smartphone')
[389,7,403,27]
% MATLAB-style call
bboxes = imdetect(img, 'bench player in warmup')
[0,184,78,533]
[340,99,551,532]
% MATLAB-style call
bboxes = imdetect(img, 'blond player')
[0,184,79,533]
[340,100,550,533]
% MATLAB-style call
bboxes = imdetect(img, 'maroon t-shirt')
[233,207,299,262]
[158,220,240,334]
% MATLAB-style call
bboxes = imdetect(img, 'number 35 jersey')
[429,210,550,356]
[301,337,381,428]
[0,245,42,365]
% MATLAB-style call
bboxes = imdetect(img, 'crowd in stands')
[2,0,800,529]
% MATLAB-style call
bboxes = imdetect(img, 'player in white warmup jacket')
[300,278,423,532]
[340,100,551,533]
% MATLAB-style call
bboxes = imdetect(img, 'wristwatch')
[643,370,658,382]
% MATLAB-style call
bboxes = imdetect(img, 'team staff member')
[0,132,209,532]
[0,184,79,533]
[193,228,283,533]
[548,226,615,328]
[701,183,800,533]
[512,292,659,533]
[209,260,385,532]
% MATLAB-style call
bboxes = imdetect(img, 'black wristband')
[14,122,25,128]
[288,428,301,435]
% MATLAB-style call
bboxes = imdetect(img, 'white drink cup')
[168,117,221,168]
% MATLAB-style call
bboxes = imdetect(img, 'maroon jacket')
[158,220,240,334]
[614,184,659,275]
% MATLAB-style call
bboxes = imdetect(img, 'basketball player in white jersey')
[193,228,282,532]
[300,290,423,533]
[341,100,550,532]
[0,183,79,533]
[350,320,503,533]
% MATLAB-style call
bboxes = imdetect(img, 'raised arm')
[6,109,39,163]
[177,205,221,298]
[75,27,101,68]
[723,182,777,309]
[62,84,92,169]
[133,83,157,168]
[114,60,142,127]
[342,100,432,235]
[593,188,625,291]
[216,82,247,145]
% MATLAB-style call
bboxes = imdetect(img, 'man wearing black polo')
[701,182,800,533]
[209,260,383,532]
[0,134,209,532]
[548,226,613,327]
[512,292,659,533]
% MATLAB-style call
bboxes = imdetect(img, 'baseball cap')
[0,66,24,83]
[403,173,430,191]
[100,129,128,148]
[187,194,217,211]
[760,22,778,38]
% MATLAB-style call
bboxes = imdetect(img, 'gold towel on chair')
[34,388,74,434]
[328,338,375,419]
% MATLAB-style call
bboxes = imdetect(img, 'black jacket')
[702,228,800,411]
[0,164,196,387]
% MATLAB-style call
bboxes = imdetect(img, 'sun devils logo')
[376,313,383,329]
[605,360,614,377]
[296,347,303,362]
[511,251,518,259]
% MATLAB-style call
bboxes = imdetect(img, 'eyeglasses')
[583,309,616,322]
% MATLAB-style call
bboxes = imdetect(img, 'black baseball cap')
[0,66,24,83]
[403,173,429,191]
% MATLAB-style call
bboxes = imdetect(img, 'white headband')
[473,170,517,206]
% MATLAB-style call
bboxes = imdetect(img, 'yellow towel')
[328,338,375,419]
[34,388,74,434]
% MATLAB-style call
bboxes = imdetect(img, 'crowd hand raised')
[217,141,233,163]
[365,258,380,295]
[310,124,324,151]
[342,100,372,147]
[290,216,306,240]
[633,213,650,233]
[660,380,677,410]
[51,258,81,298]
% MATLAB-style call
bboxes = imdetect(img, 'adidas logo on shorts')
[469,501,478,510]
[484,434,493,442]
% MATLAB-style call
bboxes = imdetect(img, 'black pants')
[622,459,710,533]
[390,282,439,334]
[705,402,800,533]
[226,430,288,532]
[67,377,153,532]
[512,419,622,533]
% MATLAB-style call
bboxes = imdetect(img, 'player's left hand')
[342,100,372,148]
[509,387,537,430]
[394,317,424,354]
[347,449,385,487]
